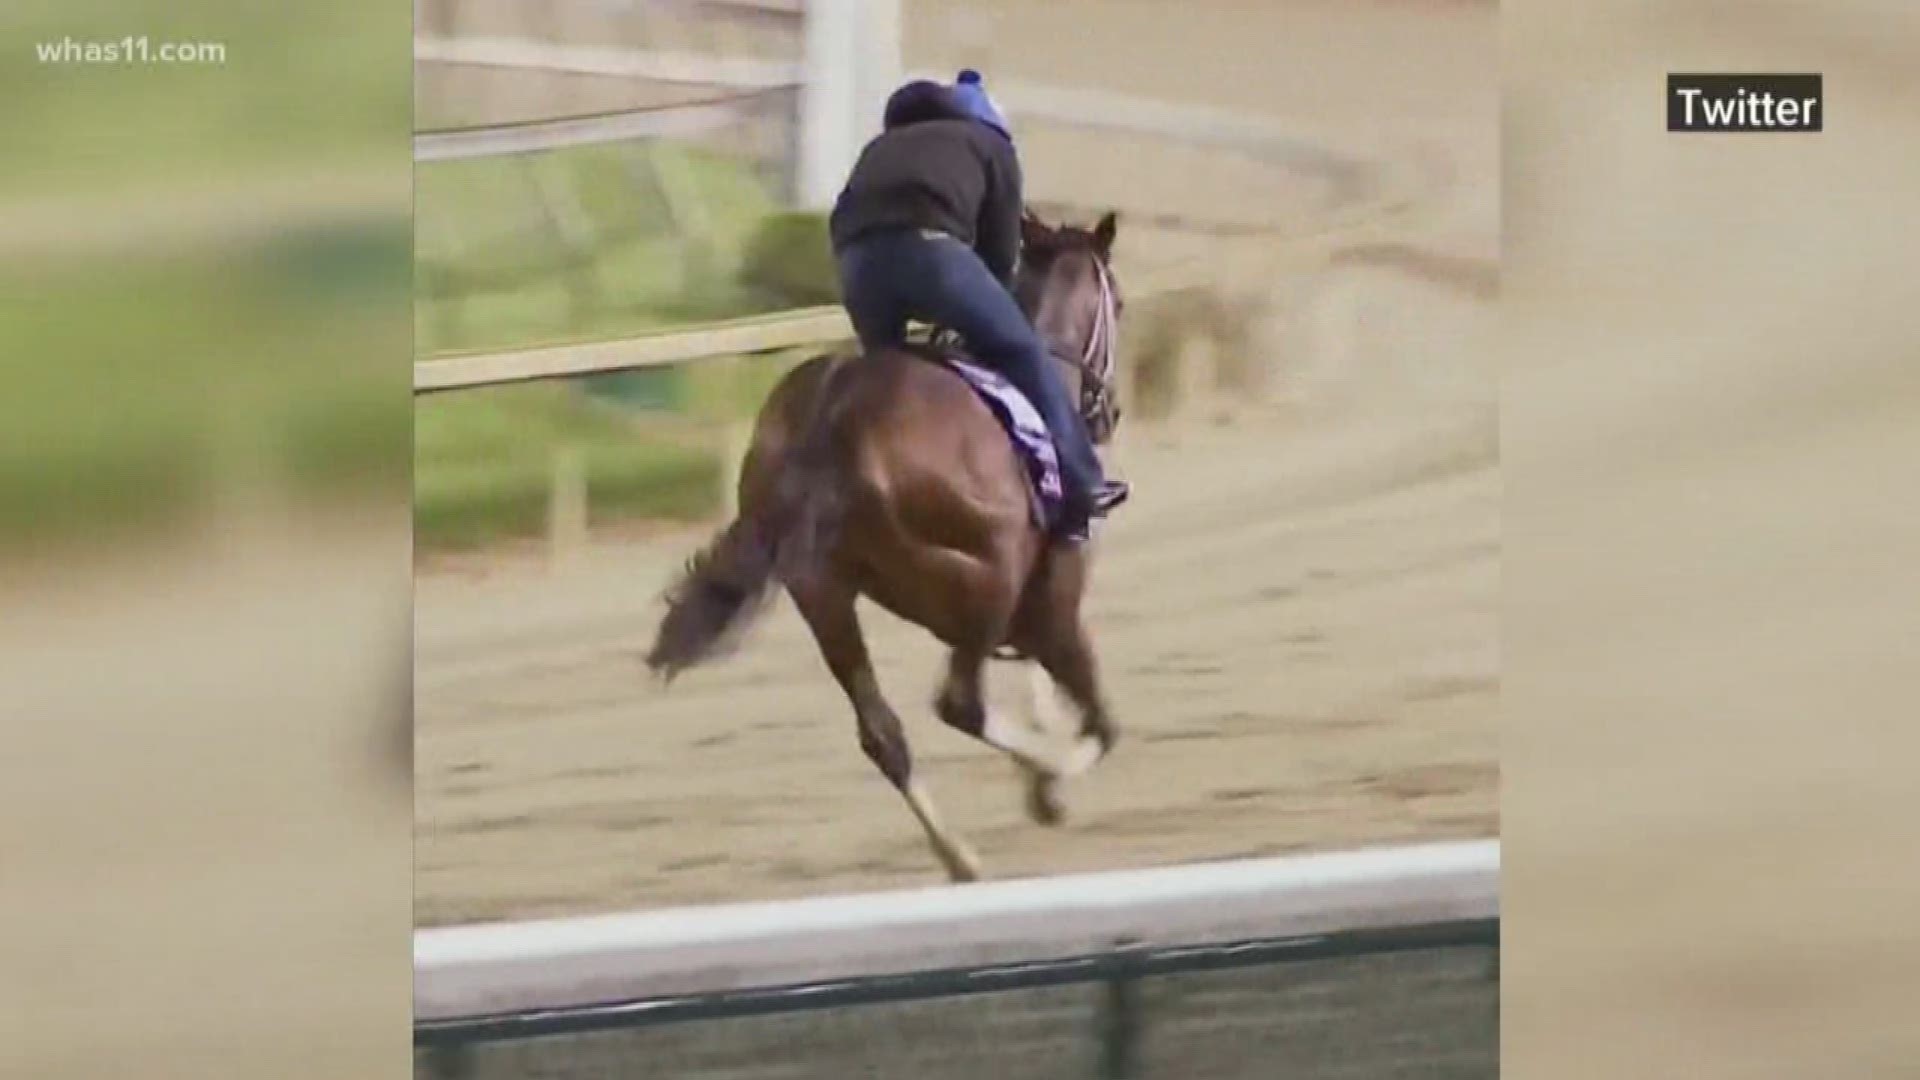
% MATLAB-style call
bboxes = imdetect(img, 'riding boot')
[1054,477,1133,544]
[996,357,1109,530]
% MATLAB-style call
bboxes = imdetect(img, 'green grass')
[412,144,842,551]
[409,348,827,552]
[413,383,730,552]
[414,142,783,356]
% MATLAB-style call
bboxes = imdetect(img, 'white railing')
[415,839,1497,1022]
[414,35,803,89]
[413,307,849,393]
[413,90,790,162]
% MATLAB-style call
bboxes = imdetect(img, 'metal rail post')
[1097,973,1143,1079]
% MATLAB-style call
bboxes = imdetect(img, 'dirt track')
[415,0,1498,926]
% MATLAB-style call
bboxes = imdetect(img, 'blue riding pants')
[834,228,1105,517]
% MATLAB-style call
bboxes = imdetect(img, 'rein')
[1072,256,1120,434]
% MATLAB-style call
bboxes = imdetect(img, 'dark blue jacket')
[828,79,1023,286]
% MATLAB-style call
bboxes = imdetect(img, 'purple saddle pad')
[935,353,1065,528]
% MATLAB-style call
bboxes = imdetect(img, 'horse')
[646,210,1126,882]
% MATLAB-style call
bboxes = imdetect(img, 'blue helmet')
[950,69,1012,141]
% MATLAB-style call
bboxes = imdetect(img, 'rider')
[828,70,1128,542]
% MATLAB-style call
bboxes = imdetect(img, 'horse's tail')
[646,362,853,682]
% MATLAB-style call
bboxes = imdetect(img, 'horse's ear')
[1020,210,1053,251]
[1092,211,1119,256]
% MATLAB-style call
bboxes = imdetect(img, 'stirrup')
[1050,514,1094,546]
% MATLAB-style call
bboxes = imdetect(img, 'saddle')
[905,329,1066,533]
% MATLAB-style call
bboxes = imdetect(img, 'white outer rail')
[415,839,1498,1022]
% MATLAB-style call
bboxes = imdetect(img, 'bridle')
[925,237,1123,441]
[1068,252,1121,443]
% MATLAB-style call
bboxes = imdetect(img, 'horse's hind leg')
[790,580,982,883]
[935,648,1082,827]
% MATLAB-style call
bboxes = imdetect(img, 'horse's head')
[1015,210,1125,445]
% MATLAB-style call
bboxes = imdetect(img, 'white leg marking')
[903,780,981,882]
[1059,734,1105,778]
[1023,663,1065,736]
[982,709,1068,777]
[1008,664,1104,778]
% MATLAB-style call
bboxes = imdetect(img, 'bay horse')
[646,211,1125,882]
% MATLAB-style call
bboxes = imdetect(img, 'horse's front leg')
[793,580,981,883]
[1029,616,1118,759]
[1018,543,1119,794]
[1016,542,1119,752]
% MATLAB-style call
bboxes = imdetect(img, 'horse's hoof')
[1061,735,1105,778]
[1026,778,1068,827]
[934,688,983,736]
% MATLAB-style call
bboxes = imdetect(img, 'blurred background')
[1502,2,1920,1076]
[2,0,413,1077]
